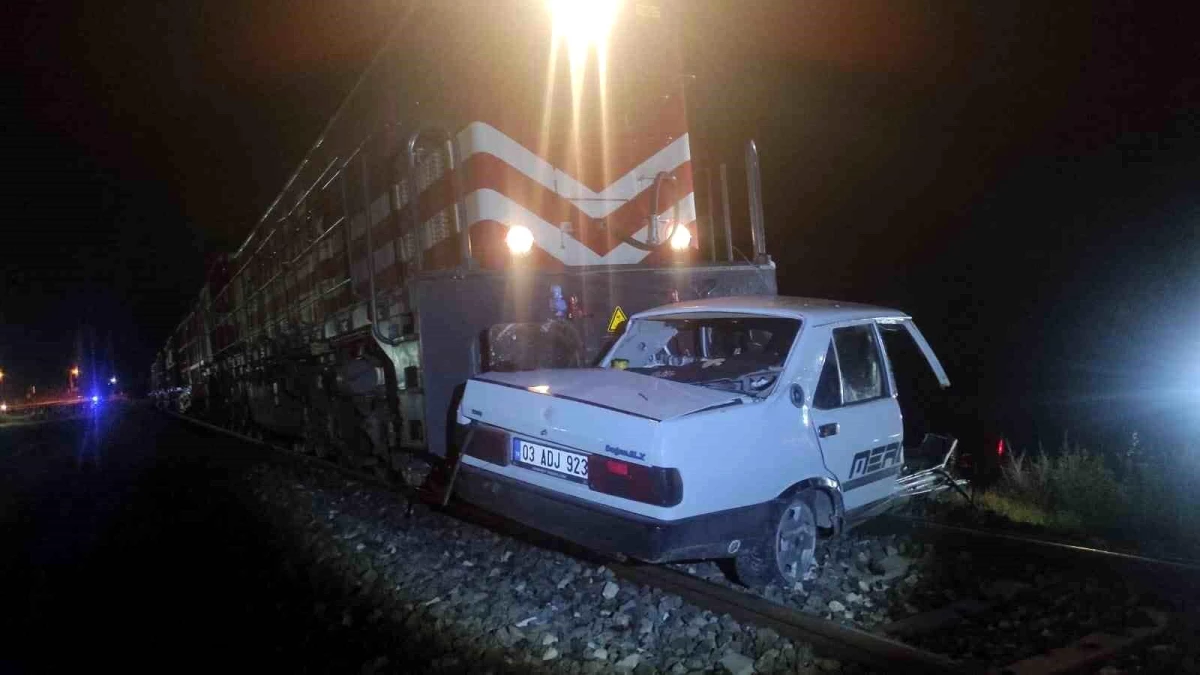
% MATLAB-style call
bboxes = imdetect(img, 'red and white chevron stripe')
[455,121,696,266]
[338,119,698,302]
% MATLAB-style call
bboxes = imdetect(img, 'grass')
[960,435,1200,554]
[973,491,1077,531]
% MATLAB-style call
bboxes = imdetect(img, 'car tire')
[735,492,818,588]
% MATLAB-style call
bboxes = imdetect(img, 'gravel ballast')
[242,452,1191,673]
[246,460,855,674]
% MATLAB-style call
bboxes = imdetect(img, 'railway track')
[611,562,959,673]
[159,407,1192,674]
[875,514,1200,576]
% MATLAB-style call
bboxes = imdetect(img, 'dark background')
[3,1,1198,450]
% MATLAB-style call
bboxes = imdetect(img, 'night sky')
[3,1,1198,448]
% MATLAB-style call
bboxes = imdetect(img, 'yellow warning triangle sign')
[607,306,628,333]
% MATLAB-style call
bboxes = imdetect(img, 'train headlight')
[549,0,620,51]
[669,224,692,251]
[506,225,534,256]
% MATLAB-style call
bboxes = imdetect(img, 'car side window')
[832,325,885,404]
[813,342,842,409]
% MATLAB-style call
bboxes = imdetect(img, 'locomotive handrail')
[337,149,359,304]
[359,149,392,345]
[211,134,376,354]
[215,123,477,355]
[273,214,346,271]
[211,265,350,355]
[619,171,684,251]
[212,276,352,358]
[278,156,341,224]
[406,127,471,273]
[231,9,415,261]
[212,141,366,306]
[218,227,279,303]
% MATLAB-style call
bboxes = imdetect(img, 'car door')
[809,322,904,512]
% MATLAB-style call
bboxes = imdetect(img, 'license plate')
[512,438,589,482]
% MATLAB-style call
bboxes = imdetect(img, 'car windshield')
[605,314,801,397]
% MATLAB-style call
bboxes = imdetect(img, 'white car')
[453,296,950,586]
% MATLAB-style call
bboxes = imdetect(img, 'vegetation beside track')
[923,434,1200,559]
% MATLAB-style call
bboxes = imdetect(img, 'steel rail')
[158,407,964,674]
[880,514,1200,574]
[611,562,962,673]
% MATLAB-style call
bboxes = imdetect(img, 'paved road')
[0,405,409,673]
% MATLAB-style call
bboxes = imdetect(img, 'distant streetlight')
[70,367,80,377]
[109,376,117,385]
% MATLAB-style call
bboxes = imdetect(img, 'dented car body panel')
[472,369,745,422]
[455,296,950,562]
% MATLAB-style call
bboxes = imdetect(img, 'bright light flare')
[547,0,619,168]
[528,385,551,394]
[506,225,535,256]
[71,367,80,377]
[91,395,99,404]
[0,403,7,413]
[669,224,693,251]
[548,0,620,53]
[109,376,117,385]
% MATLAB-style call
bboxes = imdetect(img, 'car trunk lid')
[460,369,739,466]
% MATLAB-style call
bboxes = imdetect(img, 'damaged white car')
[453,296,951,586]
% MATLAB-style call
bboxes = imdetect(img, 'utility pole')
[106,329,115,387]
[72,327,84,396]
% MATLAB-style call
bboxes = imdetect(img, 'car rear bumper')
[454,463,773,563]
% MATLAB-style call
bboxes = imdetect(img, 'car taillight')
[605,459,628,476]
[461,426,510,466]
[588,455,682,507]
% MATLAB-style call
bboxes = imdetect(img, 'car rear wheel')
[735,493,818,588]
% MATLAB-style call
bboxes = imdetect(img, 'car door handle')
[818,423,839,438]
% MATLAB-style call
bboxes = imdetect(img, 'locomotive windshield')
[606,314,801,397]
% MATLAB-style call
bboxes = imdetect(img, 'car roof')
[632,295,909,326]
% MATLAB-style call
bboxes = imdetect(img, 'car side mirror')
[790,383,805,408]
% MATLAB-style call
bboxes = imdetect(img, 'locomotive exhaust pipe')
[719,163,733,262]
[745,139,769,264]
